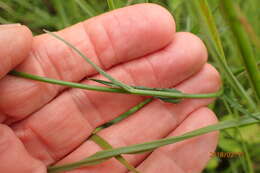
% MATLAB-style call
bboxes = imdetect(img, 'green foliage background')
[0,0,259,172]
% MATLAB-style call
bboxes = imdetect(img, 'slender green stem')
[44,30,134,92]
[93,98,153,134]
[91,135,139,173]
[47,113,260,173]
[51,0,70,27]
[107,0,116,10]
[237,131,254,173]
[189,0,256,110]
[75,0,97,17]
[221,1,260,100]
[10,70,222,99]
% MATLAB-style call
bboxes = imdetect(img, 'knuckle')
[0,125,12,153]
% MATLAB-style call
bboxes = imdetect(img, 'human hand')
[0,4,221,173]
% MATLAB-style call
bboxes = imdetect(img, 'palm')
[0,4,220,173]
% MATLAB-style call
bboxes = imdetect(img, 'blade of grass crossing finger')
[44,30,135,92]
[90,78,181,103]
[47,113,260,173]
[90,135,140,173]
[188,0,256,111]
[221,1,260,101]
[92,98,153,134]
[9,70,222,99]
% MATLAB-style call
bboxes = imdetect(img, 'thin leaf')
[188,0,256,110]
[10,70,222,99]
[92,98,153,134]
[91,135,139,173]
[107,0,116,10]
[90,78,181,103]
[44,30,135,92]
[47,113,260,173]
[75,0,97,17]
[221,1,260,100]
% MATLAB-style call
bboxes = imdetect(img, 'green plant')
[1,0,260,172]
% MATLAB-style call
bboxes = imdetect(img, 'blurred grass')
[0,0,259,172]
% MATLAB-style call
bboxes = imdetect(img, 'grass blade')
[188,0,256,110]
[10,70,222,99]
[75,0,97,17]
[90,78,181,103]
[107,0,116,10]
[92,98,153,134]
[47,113,260,173]
[51,0,70,28]
[44,30,134,92]
[221,1,260,100]
[91,135,139,173]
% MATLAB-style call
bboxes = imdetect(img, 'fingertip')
[134,3,176,33]
[174,32,208,66]
[11,25,33,65]
[194,107,219,126]
[204,63,222,91]
[0,24,33,78]
[131,3,176,45]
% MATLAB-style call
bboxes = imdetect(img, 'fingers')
[135,108,218,173]
[12,32,208,165]
[0,124,46,173]
[0,24,32,123]
[55,64,220,173]
[0,24,32,79]
[0,3,175,120]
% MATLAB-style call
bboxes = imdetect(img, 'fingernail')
[0,23,22,30]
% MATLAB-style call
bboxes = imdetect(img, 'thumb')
[0,24,32,79]
[0,124,46,173]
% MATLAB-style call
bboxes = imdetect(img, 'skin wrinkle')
[111,102,177,148]
[81,22,106,70]
[68,93,95,131]
[100,13,120,68]
[52,29,93,81]
[31,45,61,97]
[41,39,65,82]
[3,57,51,120]
[69,89,103,129]
[144,56,161,87]
[19,123,55,164]
[77,66,138,126]
[121,63,141,86]
[151,150,186,173]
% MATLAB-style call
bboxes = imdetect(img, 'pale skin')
[0,4,221,173]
